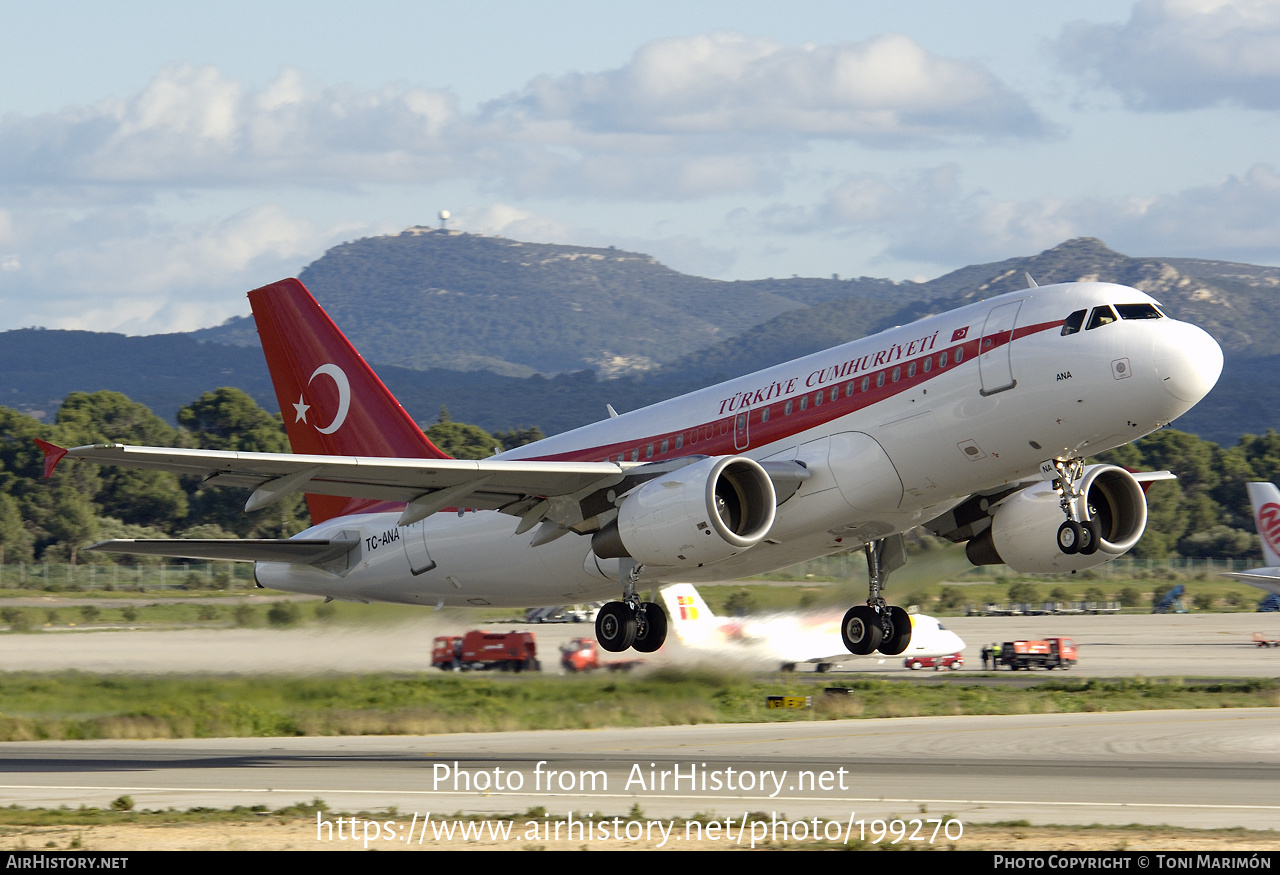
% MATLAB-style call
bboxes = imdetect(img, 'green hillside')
[6,233,1278,445]
[194,229,896,377]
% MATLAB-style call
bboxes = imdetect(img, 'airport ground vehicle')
[432,630,540,672]
[559,637,643,673]
[904,652,963,670]
[996,637,1076,670]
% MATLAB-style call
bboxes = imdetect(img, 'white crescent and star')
[292,363,351,435]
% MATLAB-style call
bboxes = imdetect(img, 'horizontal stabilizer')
[1222,569,1280,597]
[85,538,359,564]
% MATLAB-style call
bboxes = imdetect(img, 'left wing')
[41,440,629,530]
[39,441,812,538]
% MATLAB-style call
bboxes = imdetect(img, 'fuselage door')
[978,300,1023,396]
[733,411,750,451]
[403,521,438,576]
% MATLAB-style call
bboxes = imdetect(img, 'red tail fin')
[249,278,449,522]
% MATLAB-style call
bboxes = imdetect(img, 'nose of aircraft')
[1154,321,1223,404]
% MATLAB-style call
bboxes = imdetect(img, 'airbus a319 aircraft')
[39,274,1222,658]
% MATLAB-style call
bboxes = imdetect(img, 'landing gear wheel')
[1080,518,1101,555]
[596,602,636,652]
[878,605,912,655]
[842,605,883,655]
[1057,520,1082,554]
[632,602,667,653]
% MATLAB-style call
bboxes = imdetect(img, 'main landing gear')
[1050,458,1100,556]
[596,559,668,654]
[841,536,913,656]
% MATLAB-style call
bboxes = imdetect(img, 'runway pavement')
[0,609,1275,676]
[0,611,1277,837]
[0,710,1276,832]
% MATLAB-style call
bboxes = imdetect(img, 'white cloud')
[0,65,467,189]
[1055,0,1280,110]
[0,204,382,334]
[761,162,1280,268]
[452,203,736,278]
[0,34,1047,203]
[492,31,1052,145]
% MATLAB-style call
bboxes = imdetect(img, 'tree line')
[0,388,1274,565]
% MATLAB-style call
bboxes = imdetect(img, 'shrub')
[2,608,31,632]
[267,602,301,627]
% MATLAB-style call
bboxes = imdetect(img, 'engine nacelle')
[967,464,1148,573]
[592,456,776,567]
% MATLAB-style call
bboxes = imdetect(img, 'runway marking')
[572,710,1280,754]
[2,785,1278,815]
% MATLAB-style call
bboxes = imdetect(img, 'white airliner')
[1222,482,1280,597]
[659,583,965,671]
[38,275,1222,658]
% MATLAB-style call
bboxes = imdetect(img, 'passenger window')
[1116,304,1161,320]
[661,438,668,454]
[861,376,870,392]
[846,382,854,396]
[675,435,683,449]
[799,396,808,411]
[761,407,770,423]
[814,391,822,406]
[785,399,793,415]
[907,362,916,378]
[1086,306,1118,330]
[1061,309,1086,336]
[955,347,964,363]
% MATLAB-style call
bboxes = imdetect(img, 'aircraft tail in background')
[1221,482,1280,598]
[1246,482,1280,568]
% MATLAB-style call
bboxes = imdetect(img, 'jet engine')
[592,455,776,567]
[965,464,1148,573]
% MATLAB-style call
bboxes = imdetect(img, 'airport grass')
[0,671,1274,741]
[1,802,1274,851]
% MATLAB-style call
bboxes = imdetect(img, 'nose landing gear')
[1051,458,1101,556]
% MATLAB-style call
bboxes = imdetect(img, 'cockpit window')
[1086,306,1118,330]
[1061,309,1086,336]
[1116,303,1162,320]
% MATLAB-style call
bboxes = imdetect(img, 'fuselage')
[255,281,1223,607]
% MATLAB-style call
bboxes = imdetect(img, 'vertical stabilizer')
[249,278,449,522]
[659,584,720,644]
[1247,482,1280,567]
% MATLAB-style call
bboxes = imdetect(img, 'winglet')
[34,439,68,479]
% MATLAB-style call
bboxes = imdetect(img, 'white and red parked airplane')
[38,275,1222,657]
[1222,482,1280,597]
